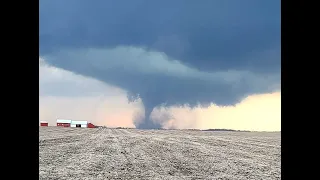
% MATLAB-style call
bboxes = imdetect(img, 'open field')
[39,127,281,180]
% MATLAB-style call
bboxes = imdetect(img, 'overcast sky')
[39,0,280,131]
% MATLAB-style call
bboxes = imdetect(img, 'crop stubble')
[39,127,280,180]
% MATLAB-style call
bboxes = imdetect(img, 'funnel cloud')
[40,0,280,129]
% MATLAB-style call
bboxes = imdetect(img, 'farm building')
[57,119,71,127]
[40,121,48,126]
[71,120,88,128]
[87,123,95,128]
[56,119,96,128]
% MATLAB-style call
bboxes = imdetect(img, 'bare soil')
[39,127,281,180]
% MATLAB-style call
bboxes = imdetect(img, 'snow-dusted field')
[39,127,281,180]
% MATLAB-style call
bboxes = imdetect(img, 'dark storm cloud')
[39,0,281,128]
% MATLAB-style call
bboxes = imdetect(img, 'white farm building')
[70,120,88,128]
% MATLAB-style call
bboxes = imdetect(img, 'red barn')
[40,121,48,127]
[88,123,96,128]
[57,123,70,127]
[56,119,71,127]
